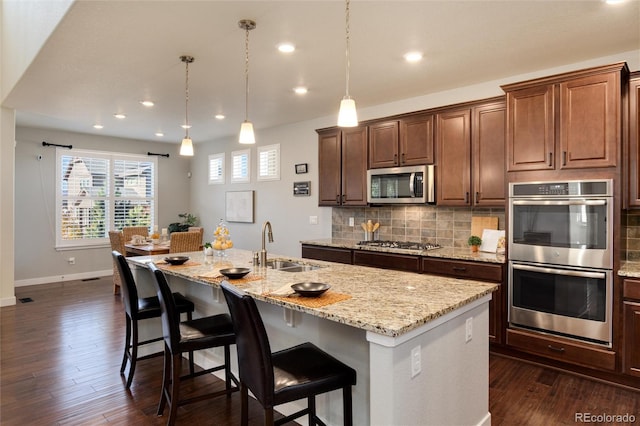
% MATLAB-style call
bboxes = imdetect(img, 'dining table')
[124,242,171,256]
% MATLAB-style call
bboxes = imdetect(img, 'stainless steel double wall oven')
[508,180,613,346]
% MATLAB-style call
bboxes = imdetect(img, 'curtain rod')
[147,152,170,158]
[42,141,72,149]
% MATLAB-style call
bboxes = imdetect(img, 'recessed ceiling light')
[155,132,164,137]
[294,86,308,95]
[93,124,103,129]
[604,0,625,4]
[113,113,126,119]
[277,43,295,53]
[140,100,155,107]
[181,124,192,129]
[403,51,423,63]
[215,114,225,120]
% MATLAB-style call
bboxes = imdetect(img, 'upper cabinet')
[368,113,434,168]
[503,62,628,172]
[317,127,368,207]
[627,72,640,207]
[436,99,506,207]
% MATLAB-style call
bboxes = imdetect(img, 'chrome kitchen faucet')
[260,221,274,266]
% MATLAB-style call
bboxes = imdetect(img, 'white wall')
[13,127,191,285]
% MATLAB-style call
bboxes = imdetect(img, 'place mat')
[197,273,263,286]
[268,291,351,308]
[156,260,201,269]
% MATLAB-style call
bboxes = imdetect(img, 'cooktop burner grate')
[356,240,441,251]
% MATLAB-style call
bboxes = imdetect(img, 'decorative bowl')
[219,267,251,279]
[164,256,189,265]
[291,282,331,297]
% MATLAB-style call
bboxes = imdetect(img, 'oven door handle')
[512,199,606,206]
[512,263,606,279]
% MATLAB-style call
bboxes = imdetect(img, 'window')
[208,153,225,184]
[257,144,280,181]
[231,149,250,183]
[55,148,157,248]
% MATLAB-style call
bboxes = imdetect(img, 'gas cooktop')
[356,240,441,251]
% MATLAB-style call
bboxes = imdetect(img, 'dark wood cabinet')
[317,127,368,206]
[623,279,640,377]
[472,101,506,206]
[369,114,434,169]
[627,73,640,207]
[436,100,506,207]
[422,257,504,343]
[503,62,627,172]
[369,120,399,169]
[399,113,434,166]
[436,108,471,206]
[301,244,353,264]
[353,250,420,273]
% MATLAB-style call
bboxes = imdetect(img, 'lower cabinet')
[353,251,421,273]
[422,257,504,344]
[623,279,640,377]
[301,244,353,264]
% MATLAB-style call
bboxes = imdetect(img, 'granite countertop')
[128,248,497,338]
[301,238,506,264]
[618,261,640,277]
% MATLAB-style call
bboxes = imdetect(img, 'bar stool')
[148,263,239,426]
[112,251,195,389]
[221,281,357,426]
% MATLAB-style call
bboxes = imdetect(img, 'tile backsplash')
[623,210,640,261]
[332,205,505,249]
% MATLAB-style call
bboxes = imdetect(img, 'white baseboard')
[14,269,112,288]
[1,296,17,307]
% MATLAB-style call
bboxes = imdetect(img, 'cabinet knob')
[394,153,398,165]
[547,344,565,353]
[336,195,340,203]
[401,153,405,164]
[548,152,553,167]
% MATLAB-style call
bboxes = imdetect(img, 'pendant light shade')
[239,19,256,144]
[179,55,195,156]
[239,121,255,144]
[179,137,194,156]
[337,0,358,127]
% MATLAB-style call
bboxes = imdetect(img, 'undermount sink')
[265,259,322,272]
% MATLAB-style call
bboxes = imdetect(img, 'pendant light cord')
[244,25,250,121]
[345,0,351,98]
[180,55,194,139]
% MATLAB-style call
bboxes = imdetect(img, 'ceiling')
[5,0,640,145]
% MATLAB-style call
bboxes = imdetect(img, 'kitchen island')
[128,248,497,425]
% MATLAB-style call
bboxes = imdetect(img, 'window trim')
[257,143,280,181]
[208,152,226,184]
[231,149,251,183]
[55,147,158,249]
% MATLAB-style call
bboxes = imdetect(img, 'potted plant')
[203,242,214,256]
[468,235,482,253]
[168,213,198,233]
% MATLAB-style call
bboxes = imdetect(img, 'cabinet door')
[341,127,368,206]
[506,84,555,171]
[369,121,399,169]
[627,76,640,206]
[473,101,506,206]
[318,129,342,206]
[436,108,471,205]
[623,301,640,377]
[559,72,618,169]
[400,113,434,166]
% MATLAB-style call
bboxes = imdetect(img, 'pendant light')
[337,0,358,127]
[239,19,256,144]
[179,55,194,156]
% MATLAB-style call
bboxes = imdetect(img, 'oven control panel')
[510,180,612,197]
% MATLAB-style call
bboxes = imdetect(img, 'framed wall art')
[225,190,254,223]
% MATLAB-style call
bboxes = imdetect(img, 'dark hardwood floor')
[1,276,638,425]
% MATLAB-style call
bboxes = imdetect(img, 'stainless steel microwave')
[367,165,435,204]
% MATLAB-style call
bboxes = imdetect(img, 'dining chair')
[112,251,195,390]
[122,226,149,243]
[220,281,357,426]
[108,231,125,294]
[188,226,204,244]
[147,263,239,426]
[169,231,201,253]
